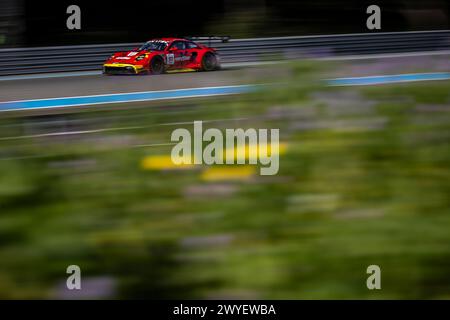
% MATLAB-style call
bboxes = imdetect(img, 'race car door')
[183,41,200,68]
[166,41,186,70]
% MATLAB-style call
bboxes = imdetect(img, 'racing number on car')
[166,53,175,65]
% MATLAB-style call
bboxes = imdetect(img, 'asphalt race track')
[0,53,449,114]
[0,68,252,102]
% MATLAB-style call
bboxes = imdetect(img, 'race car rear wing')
[184,36,230,47]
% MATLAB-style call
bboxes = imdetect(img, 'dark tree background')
[1,0,449,46]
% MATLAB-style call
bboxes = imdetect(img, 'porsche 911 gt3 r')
[103,37,227,75]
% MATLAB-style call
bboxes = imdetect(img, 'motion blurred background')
[0,0,449,46]
[0,0,449,299]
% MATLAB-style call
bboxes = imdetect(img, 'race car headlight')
[135,55,146,61]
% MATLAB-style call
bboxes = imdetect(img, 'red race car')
[103,36,228,75]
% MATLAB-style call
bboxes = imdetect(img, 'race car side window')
[169,41,186,50]
[186,42,199,49]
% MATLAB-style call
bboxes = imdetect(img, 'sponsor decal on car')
[175,56,191,62]
[166,53,175,65]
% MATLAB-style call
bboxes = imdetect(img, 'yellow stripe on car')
[103,63,144,73]
[166,68,197,74]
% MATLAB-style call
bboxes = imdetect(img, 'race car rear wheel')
[149,56,165,75]
[201,52,218,71]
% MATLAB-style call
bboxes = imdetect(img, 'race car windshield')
[139,41,168,51]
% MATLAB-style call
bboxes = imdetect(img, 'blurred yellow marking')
[201,166,256,181]
[140,143,288,171]
[223,142,287,162]
[141,155,193,170]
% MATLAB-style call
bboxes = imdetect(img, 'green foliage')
[0,65,449,299]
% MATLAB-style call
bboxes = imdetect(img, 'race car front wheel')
[201,52,219,71]
[149,56,165,75]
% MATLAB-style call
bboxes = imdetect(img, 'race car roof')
[147,38,186,42]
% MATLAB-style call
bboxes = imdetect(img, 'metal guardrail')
[0,31,449,76]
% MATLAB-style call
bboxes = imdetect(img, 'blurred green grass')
[0,63,449,299]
